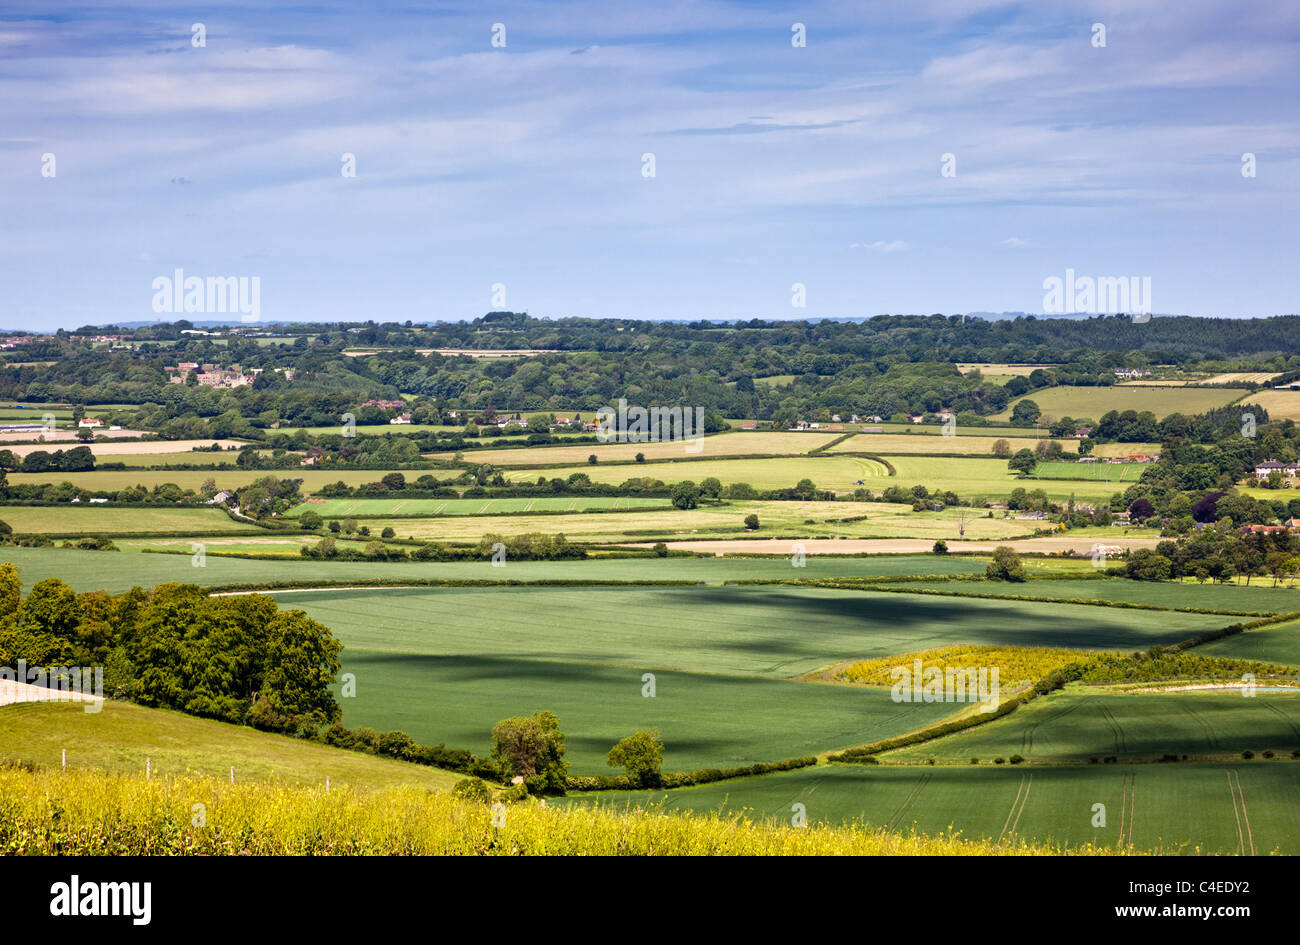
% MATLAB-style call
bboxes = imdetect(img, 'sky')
[1,0,1297,329]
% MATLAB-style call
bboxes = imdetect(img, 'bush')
[933,540,948,555]
[452,777,492,804]
[744,514,760,530]
[1009,754,1025,765]
[986,546,1025,582]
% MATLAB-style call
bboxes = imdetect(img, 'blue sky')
[1,0,1297,328]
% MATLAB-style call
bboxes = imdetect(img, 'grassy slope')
[0,699,463,792]
[1199,618,1300,663]
[897,578,1300,614]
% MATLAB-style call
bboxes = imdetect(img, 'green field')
[290,496,675,517]
[0,699,462,792]
[887,688,1300,763]
[0,545,987,592]
[575,761,1300,854]
[504,455,889,491]
[1199,618,1300,664]
[334,652,958,774]
[899,577,1300,614]
[993,385,1242,422]
[240,585,1235,775]
[827,433,1078,456]
[432,431,839,466]
[1032,460,1156,482]
[4,468,444,492]
[0,505,253,535]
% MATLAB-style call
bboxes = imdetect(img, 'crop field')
[0,545,987,592]
[1198,619,1300,664]
[884,456,1120,502]
[290,495,675,517]
[577,761,1300,854]
[3,439,246,459]
[0,505,253,535]
[354,501,1051,543]
[1235,389,1300,421]
[238,585,1236,776]
[431,431,840,466]
[0,699,462,792]
[992,386,1241,422]
[1032,460,1155,482]
[825,433,1078,456]
[4,468,442,491]
[886,689,1300,764]
[897,578,1300,614]
[503,455,888,491]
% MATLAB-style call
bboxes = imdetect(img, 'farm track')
[999,773,1033,839]
[1116,772,1136,847]
[1226,770,1256,855]
[885,773,931,832]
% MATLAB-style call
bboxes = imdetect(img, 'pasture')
[1235,389,1300,421]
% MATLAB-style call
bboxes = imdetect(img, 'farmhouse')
[77,418,104,428]
[1255,460,1299,478]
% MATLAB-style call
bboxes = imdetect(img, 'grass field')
[1032,460,1157,482]
[290,496,676,517]
[992,386,1241,422]
[886,688,1300,764]
[885,456,1120,502]
[575,761,1300,854]
[0,699,462,792]
[0,505,253,535]
[431,432,840,466]
[826,433,1078,456]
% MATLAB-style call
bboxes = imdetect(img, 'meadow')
[897,577,1300,614]
[1199,618,1300,664]
[1234,389,1300,421]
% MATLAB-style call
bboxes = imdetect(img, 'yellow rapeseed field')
[0,767,1124,855]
